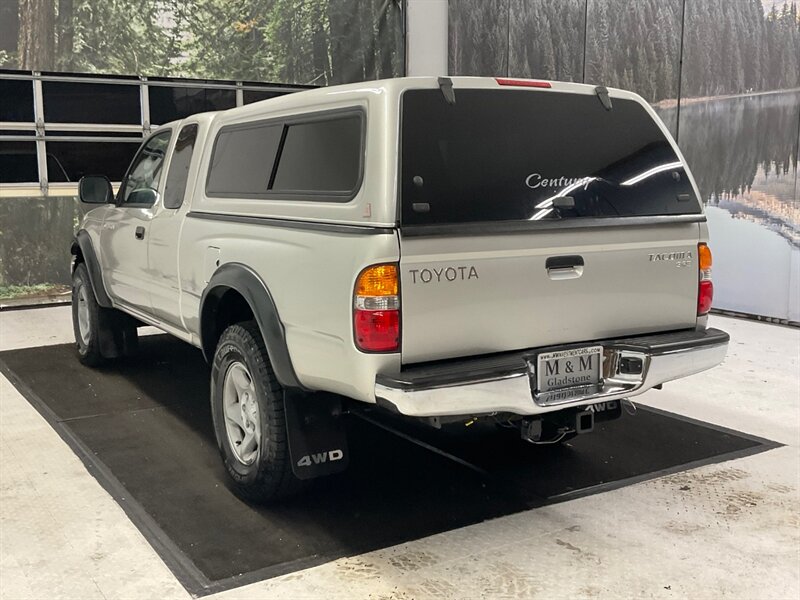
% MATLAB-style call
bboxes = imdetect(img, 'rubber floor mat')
[0,335,778,595]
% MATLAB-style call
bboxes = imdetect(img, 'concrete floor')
[0,307,798,599]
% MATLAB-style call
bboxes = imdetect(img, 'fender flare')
[200,263,304,390]
[71,230,113,308]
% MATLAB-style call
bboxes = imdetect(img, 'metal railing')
[0,70,309,196]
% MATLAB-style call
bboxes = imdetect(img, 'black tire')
[71,262,107,367]
[210,321,302,503]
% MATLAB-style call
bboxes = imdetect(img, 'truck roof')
[154,76,649,134]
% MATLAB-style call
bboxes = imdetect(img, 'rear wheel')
[210,321,302,502]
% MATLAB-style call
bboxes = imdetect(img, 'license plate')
[535,345,603,403]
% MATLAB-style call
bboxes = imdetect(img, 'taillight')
[698,243,713,315]
[495,77,552,88]
[354,264,400,352]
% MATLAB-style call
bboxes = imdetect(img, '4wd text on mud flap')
[296,449,344,468]
[587,401,619,413]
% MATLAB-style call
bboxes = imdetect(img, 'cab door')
[100,129,172,314]
[148,122,200,329]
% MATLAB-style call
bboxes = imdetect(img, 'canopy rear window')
[400,89,701,226]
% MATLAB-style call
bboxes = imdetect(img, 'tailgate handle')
[546,255,584,280]
[546,255,584,269]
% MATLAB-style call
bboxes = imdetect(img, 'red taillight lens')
[354,310,400,352]
[697,243,713,315]
[698,280,714,315]
[354,264,400,352]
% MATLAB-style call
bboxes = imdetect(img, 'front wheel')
[210,321,302,502]
[71,263,106,366]
[71,263,137,366]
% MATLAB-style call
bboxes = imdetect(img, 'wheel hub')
[240,392,259,430]
[222,362,262,465]
[76,283,91,346]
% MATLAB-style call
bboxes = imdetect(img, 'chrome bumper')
[375,328,729,417]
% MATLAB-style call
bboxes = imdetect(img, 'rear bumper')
[374,328,729,417]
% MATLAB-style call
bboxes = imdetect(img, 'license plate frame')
[534,345,603,404]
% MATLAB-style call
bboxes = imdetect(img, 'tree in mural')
[584,0,684,102]
[449,0,510,77]
[681,0,800,98]
[10,0,175,74]
[508,0,586,83]
[181,0,402,84]
[16,0,55,70]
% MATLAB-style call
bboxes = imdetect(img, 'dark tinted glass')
[149,87,236,124]
[0,80,34,121]
[272,115,362,194]
[46,141,140,182]
[164,124,198,209]
[207,123,282,196]
[242,89,284,105]
[119,131,172,204]
[401,90,701,225]
[0,141,38,183]
[43,82,141,124]
[45,130,141,139]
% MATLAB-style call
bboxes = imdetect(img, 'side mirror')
[78,175,114,204]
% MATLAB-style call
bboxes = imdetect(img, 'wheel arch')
[200,263,304,390]
[71,230,113,308]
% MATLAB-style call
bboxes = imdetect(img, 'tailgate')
[399,223,700,363]
[397,83,704,364]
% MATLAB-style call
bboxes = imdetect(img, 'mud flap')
[98,311,139,359]
[284,389,349,480]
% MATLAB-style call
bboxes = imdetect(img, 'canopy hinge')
[438,77,456,105]
[595,85,613,111]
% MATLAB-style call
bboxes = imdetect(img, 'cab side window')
[119,130,172,206]
[163,124,198,209]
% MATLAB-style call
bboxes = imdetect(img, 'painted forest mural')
[0,0,404,84]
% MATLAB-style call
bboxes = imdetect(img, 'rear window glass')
[207,123,282,196]
[164,124,198,209]
[401,89,701,226]
[272,115,362,194]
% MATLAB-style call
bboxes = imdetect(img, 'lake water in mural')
[661,90,800,321]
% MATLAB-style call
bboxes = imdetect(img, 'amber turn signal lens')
[355,264,398,297]
[698,243,712,271]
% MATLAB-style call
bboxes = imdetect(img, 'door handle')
[135,226,145,240]
[546,255,584,280]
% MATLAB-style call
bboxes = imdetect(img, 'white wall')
[406,0,448,76]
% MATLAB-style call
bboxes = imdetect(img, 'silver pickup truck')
[70,76,729,502]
